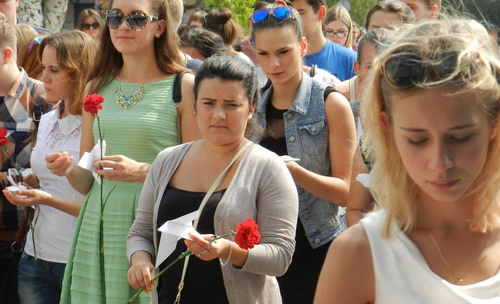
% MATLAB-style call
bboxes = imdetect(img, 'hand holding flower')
[186,233,238,264]
[93,155,150,183]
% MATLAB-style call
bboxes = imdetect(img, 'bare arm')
[178,73,202,143]
[286,92,356,206]
[314,224,375,304]
[3,189,83,217]
[346,146,376,227]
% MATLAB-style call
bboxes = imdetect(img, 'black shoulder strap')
[310,64,317,77]
[173,71,187,104]
[31,83,51,128]
[323,85,337,101]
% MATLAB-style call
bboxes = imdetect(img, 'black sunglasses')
[82,22,100,30]
[382,53,458,89]
[105,10,159,31]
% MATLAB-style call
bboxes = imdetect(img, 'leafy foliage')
[326,0,378,27]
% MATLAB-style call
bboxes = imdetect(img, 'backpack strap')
[173,71,187,104]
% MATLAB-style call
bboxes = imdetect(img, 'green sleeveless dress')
[60,75,179,303]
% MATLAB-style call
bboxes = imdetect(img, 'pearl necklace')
[114,83,147,110]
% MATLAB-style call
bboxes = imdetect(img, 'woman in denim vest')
[247,2,356,303]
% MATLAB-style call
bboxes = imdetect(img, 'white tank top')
[361,211,500,303]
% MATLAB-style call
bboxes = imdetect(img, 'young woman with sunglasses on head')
[46,0,200,302]
[3,30,97,304]
[76,9,104,43]
[248,3,356,303]
[315,19,500,303]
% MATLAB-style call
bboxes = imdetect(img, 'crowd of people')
[0,0,499,303]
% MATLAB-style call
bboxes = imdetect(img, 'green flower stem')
[128,232,235,303]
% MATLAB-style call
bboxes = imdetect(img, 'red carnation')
[83,94,104,115]
[0,128,10,146]
[234,218,261,250]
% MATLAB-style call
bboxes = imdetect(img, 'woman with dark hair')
[46,0,200,302]
[3,30,97,304]
[203,8,253,65]
[180,27,226,61]
[248,3,356,303]
[127,55,298,303]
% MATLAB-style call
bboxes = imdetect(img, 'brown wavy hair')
[39,30,98,115]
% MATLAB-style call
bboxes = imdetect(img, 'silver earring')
[155,34,160,38]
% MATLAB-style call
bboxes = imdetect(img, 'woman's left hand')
[186,233,228,261]
[3,188,51,207]
[93,155,150,183]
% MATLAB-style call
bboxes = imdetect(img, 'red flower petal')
[234,218,261,250]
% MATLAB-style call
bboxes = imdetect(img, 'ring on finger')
[198,250,207,257]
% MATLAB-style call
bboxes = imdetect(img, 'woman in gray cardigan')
[127,56,299,303]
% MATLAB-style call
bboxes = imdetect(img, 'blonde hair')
[39,31,98,115]
[323,6,353,48]
[361,18,500,237]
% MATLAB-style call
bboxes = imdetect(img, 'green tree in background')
[326,0,377,27]
[205,0,255,33]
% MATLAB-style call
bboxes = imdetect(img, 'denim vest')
[249,72,346,248]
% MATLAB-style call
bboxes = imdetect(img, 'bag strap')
[173,72,187,144]
[174,141,252,304]
[323,86,337,101]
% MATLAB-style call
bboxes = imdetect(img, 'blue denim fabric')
[17,251,65,304]
[250,72,346,249]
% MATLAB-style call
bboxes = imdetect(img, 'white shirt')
[24,105,85,263]
[361,211,500,303]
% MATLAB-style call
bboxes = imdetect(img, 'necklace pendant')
[457,278,464,285]
[115,83,147,110]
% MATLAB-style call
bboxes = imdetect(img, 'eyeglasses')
[105,10,159,31]
[324,30,347,38]
[82,22,100,30]
[382,53,458,89]
[27,36,45,53]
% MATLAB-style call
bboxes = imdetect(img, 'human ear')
[490,120,498,141]
[354,61,360,76]
[378,111,392,133]
[248,103,256,120]
[430,5,439,19]
[318,6,326,21]
[2,48,14,65]
[155,19,166,38]
[300,37,307,56]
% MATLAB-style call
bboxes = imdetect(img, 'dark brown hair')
[203,8,243,46]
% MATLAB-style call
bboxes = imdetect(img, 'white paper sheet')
[356,173,371,188]
[155,210,202,268]
[78,140,107,184]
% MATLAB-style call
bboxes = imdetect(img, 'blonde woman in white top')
[315,19,500,303]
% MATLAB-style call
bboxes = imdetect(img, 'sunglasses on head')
[82,22,100,30]
[249,7,304,47]
[382,53,458,89]
[105,10,159,31]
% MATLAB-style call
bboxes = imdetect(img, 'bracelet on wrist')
[220,240,232,267]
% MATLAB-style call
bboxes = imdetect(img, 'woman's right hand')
[45,152,74,177]
[128,251,156,291]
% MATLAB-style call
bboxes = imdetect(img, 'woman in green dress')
[45,0,200,302]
